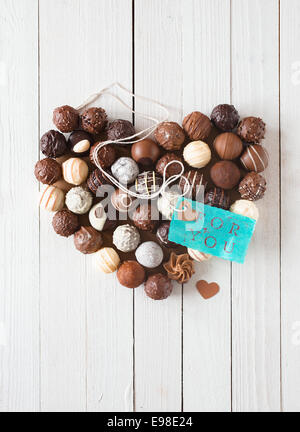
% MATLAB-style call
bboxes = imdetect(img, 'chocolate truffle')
[240,144,269,173]
[135,241,164,268]
[154,121,185,150]
[156,222,177,248]
[144,273,173,300]
[111,189,135,213]
[39,185,65,212]
[53,105,79,133]
[230,199,259,220]
[182,111,212,141]
[68,130,93,156]
[179,170,207,200]
[107,119,135,141]
[132,204,157,232]
[62,157,89,185]
[157,191,180,220]
[238,172,266,201]
[131,138,160,166]
[111,157,139,184]
[210,161,240,190]
[204,187,230,210]
[237,116,266,143]
[87,169,112,195]
[34,158,62,185]
[74,226,103,254]
[155,153,183,178]
[113,224,140,252]
[117,260,146,289]
[163,252,195,283]
[95,247,120,273]
[65,186,93,214]
[187,248,212,262]
[135,171,162,196]
[89,202,116,231]
[80,107,107,135]
[90,142,116,168]
[183,141,211,168]
[52,209,79,237]
[40,130,68,158]
[211,104,239,131]
[213,132,243,160]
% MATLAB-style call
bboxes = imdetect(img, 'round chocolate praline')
[213,132,243,160]
[34,158,62,185]
[204,187,230,210]
[111,157,139,185]
[87,169,112,195]
[117,261,146,289]
[182,111,212,141]
[135,241,164,269]
[53,105,79,133]
[135,171,162,195]
[238,172,266,201]
[111,189,135,214]
[131,138,160,166]
[132,204,157,232]
[68,130,93,156]
[179,170,207,200]
[210,161,240,190]
[237,116,266,143]
[144,273,173,300]
[155,122,185,151]
[107,119,135,141]
[74,226,103,254]
[211,104,239,131]
[156,153,183,178]
[40,130,68,158]
[156,222,177,248]
[52,209,79,237]
[90,142,116,168]
[80,107,107,135]
[240,144,269,173]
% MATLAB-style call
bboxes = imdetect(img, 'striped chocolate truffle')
[240,144,269,173]
[62,157,89,185]
[135,171,162,196]
[94,247,120,273]
[39,185,65,212]
[187,248,212,262]
[179,170,207,199]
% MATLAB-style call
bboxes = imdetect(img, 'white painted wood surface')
[1,0,300,412]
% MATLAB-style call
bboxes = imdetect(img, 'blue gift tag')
[168,197,256,264]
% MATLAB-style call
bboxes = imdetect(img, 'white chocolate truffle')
[62,157,89,185]
[65,186,93,214]
[187,248,212,262]
[230,199,259,220]
[89,202,108,231]
[39,185,65,212]
[157,191,180,220]
[95,247,120,273]
[113,224,140,252]
[135,241,164,268]
[183,141,211,168]
[111,157,139,184]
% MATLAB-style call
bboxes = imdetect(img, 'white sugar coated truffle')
[111,157,139,184]
[113,224,140,252]
[183,141,211,168]
[135,241,164,269]
[187,248,212,262]
[65,186,93,214]
[94,247,120,274]
[157,191,180,220]
[230,199,259,220]
[89,202,107,231]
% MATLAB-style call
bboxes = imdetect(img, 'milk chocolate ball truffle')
[133,204,157,232]
[156,222,177,248]
[111,189,135,213]
[240,144,269,173]
[155,121,185,150]
[238,172,266,201]
[157,191,180,220]
[95,247,120,273]
[68,130,93,156]
[131,138,160,166]
[107,119,135,141]
[183,141,211,168]
[111,157,139,184]
[213,132,243,160]
[117,260,146,289]
[179,170,207,200]
[182,111,212,141]
[52,209,79,237]
[89,202,116,231]
[144,273,173,300]
[34,158,61,185]
[90,142,116,168]
[40,130,68,158]
[53,105,79,133]
[211,104,239,131]
[230,199,259,220]
[62,157,89,185]
[135,241,164,269]
[74,226,103,254]
[135,171,162,195]
[204,187,230,210]
[80,107,107,135]
[210,161,240,190]
[87,169,112,195]
[65,186,93,214]
[39,185,65,212]
[237,116,266,143]
[113,224,140,252]
[156,153,183,178]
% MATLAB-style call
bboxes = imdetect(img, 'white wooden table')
[1,0,299,412]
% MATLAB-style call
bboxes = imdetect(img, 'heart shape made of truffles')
[177,200,199,222]
[196,280,220,299]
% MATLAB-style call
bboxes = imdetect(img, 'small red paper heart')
[196,280,220,299]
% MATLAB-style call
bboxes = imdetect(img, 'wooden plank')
[231,0,281,412]
[0,0,40,412]
[280,0,300,412]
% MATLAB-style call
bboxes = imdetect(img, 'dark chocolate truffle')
[68,130,93,156]
[213,132,243,160]
[135,171,163,195]
[144,273,173,300]
[87,169,112,195]
[156,153,183,178]
[117,260,146,288]
[238,172,266,201]
[154,121,185,150]
[204,187,230,210]
[210,161,240,190]
[34,158,62,185]
[182,111,212,140]
[132,204,157,232]
[179,170,207,200]
[90,142,116,168]
[156,222,177,248]
[131,138,160,166]
[80,107,107,135]
[40,130,68,158]
[52,209,79,237]
[53,105,79,133]
[74,226,103,254]
[107,119,135,141]
[211,104,239,131]
[237,116,266,143]
[240,144,269,173]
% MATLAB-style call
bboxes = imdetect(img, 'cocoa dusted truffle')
[135,241,164,269]
[144,273,173,300]
[179,170,207,200]
[182,111,212,141]
[107,119,135,141]
[156,153,183,178]
[131,138,160,166]
[135,171,162,196]
[40,130,68,158]
[80,107,107,135]
[34,158,62,185]
[68,130,93,156]
[87,169,112,195]
[133,204,157,232]
[204,187,230,210]
[117,260,146,289]
[156,222,177,248]
[213,132,243,160]
[238,172,266,201]
[237,116,266,143]
[154,121,185,150]
[210,161,240,190]
[74,226,103,254]
[240,144,269,173]
[53,105,79,133]
[90,142,116,168]
[52,209,79,237]
[211,104,239,131]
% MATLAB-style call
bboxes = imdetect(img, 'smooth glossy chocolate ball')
[68,130,93,156]
[74,226,103,254]
[34,158,62,185]
[107,119,135,141]
[213,132,243,160]
[131,138,160,166]
[90,142,116,168]
[182,111,212,140]
[80,107,107,135]
[240,144,269,173]
[155,121,185,150]
[40,130,68,158]
[210,161,240,190]
[204,187,230,210]
[156,153,183,178]
[156,222,177,248]
[238,172,266,201]
[87,169,112,195]
[132,204,157,232]
[53,105,79,133]
[211,104,239,131]
[117,260,146,288]
[144,273,173,300]
[237,116,266,143]
[135,171,162,195]
[179,170,207,200]
[52,209,79,237]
